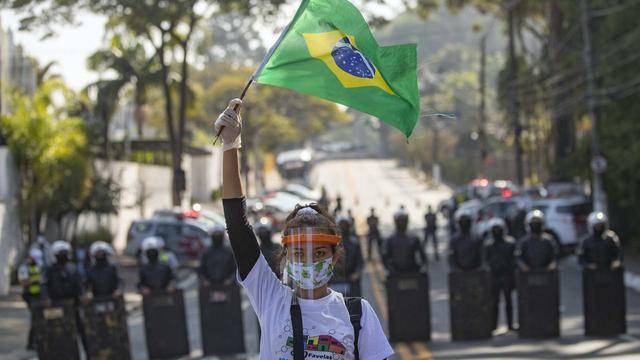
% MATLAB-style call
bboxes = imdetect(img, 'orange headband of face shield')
[281,232,342,246]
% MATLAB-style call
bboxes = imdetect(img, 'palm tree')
[86,33,161,158]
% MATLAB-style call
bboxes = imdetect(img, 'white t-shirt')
[239,255,394,360]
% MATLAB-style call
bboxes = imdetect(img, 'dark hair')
[283,203,338,235]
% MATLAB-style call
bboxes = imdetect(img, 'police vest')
[27,265,41,296]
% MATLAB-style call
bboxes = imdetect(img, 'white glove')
[214,98,243,151]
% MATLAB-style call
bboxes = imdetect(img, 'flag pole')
[213,78,254,146]
[212,20,293,146]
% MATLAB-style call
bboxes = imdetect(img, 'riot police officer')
[577,212,622,270]
[383,209,427,274]
[448,210,483,272]
[366,207,381,261]
[42,240,87,351]
[18,248,44,350]
[335,214,364,293]
[85,241,121,298]
[199,224,236,285]
[424,205,439,261]
[484,218,517,331]
[138,237,175,295]
[516,210,558,271]
[255,218,282,277]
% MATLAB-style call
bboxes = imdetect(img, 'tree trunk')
[157,39,181,206]
[548,2,574,181]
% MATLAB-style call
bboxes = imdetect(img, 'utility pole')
[507,8,524,186]
[478,34,488,177]
[580,0,607,213]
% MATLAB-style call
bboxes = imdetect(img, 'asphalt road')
[312,158,640,360]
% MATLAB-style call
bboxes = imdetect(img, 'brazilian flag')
[254,0,420,138]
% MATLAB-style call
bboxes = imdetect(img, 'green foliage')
[1,80,91,239]
[210,187,222,202]
[73,227,114,247]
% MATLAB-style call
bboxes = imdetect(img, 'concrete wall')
[0,148,22,296]
[189,146,222,203]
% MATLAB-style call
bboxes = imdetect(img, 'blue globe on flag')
[331,37,376,79]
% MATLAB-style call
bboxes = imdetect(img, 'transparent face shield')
[281,226,344,299]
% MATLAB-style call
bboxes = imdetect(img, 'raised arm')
[215,99,260,280]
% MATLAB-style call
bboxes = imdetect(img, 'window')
[557,203,591,215]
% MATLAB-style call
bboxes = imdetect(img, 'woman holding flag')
[215,98,394,360]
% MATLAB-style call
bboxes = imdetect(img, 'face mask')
[530,222,543,235]
[146,249,159,263]
[459,220,472,233]
[55,253,68,265]
[593,224,606,237]
[284,257,333,290]
[95,255,107,265]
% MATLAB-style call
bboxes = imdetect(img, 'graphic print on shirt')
[275,317,354,360]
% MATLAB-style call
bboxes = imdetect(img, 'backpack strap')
[290,295,305,360]
[345,296,363,360]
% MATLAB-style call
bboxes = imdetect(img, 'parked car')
[530,196,592,250]
[276,148,314,180]
[473,197,522,238]
[125,215,213,263]
[279,183,321,202]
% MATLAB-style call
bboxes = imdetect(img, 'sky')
[0,1,403,91]
[1,9,106,90]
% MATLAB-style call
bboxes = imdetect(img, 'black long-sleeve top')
[223,198,261,280]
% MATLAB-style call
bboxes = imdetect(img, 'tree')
[0,80,91,242]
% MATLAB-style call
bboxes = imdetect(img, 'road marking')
[412,342,433,360]
[395,343,414,359]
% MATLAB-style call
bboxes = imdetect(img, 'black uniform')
[43,263,84,302]
[198,246,236,284]
[366,214,381,260]
[342,235,364,279]
[384,233,427,274]
[516,234,558,270]
[138,263,175,291]
[424,211,439,260]
[86,262,121,297]
[448,233,483,271]
[484,236,517,329]
[577,230,622,269]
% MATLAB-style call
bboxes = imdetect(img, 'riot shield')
[517,270,560,339]
[448,270,493,340]
[142,289,190,359]
[81,295,131,360]
[583,268,626,337]
[199,283,245,355]
[386,272,431,342]
[32,300,80,360]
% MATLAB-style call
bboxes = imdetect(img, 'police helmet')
[28,247,44,262]
[51,240,72,256]
[525,209,545,228]
[141,236,163,252]
[90,241,114,257]
[393,208,409,221]
[587,211,608,234]
[336,213,351,224]
[454,208,473,222]
[488,217,508,232]
[253,217,272,233]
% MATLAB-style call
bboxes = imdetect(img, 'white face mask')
[284,257,334,290]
